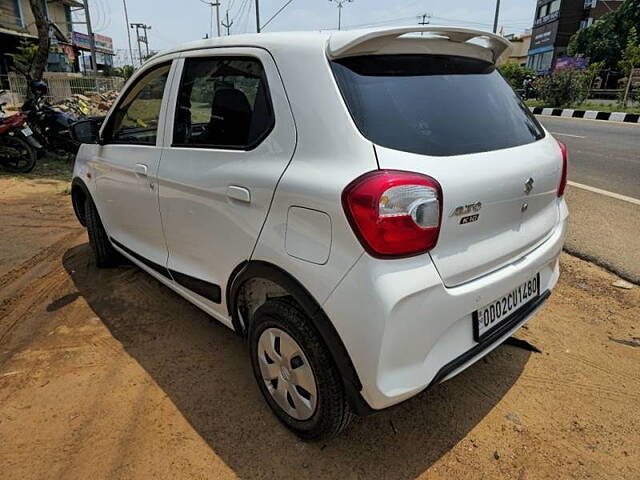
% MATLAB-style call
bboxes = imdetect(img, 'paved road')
[538,116,640,283]
[539,116,640,199]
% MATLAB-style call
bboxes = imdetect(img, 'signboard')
[72,32,114,54]
[555,56,590,71]
[531,21,559,49]
[95,34,113,53]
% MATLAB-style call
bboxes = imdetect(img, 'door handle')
[134,163,148,177]
[226,185,251,204]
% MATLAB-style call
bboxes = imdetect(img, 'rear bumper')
[323,200,568,411]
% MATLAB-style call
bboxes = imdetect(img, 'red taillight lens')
[342,170,442,258]
[557,140,568,197]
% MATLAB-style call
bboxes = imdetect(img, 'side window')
[173,57,275,149]
[105,63,171,145]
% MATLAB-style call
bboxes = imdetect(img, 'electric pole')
[122,0,134,66]
[81,0,98,72]
[418,13,431,26]
[222,11,233,35]
[255,0,261,33]
[329,0,353,31]
[201,1,221,37]
[130,23,151,65]
[493,0,500,34]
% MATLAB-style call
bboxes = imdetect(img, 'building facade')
[526,0,624,74]
[505,30,532,65]
[0,0,114,80]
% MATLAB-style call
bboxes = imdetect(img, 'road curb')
[530,107,640,123]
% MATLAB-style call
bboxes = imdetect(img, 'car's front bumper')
[323,200,568,411]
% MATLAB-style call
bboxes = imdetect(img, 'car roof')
[152,26,511,65]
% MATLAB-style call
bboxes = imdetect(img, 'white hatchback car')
[70,27,568,439]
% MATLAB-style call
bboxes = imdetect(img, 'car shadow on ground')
[62,243,531,479]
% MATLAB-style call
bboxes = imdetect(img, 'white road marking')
[551,132,586,139]
[568,181,640,206]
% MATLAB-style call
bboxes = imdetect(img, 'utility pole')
[329,0,353,31]
[82,0,97,72]
[493,0,500,34]
[255,0,261,33]
[130,23,151,65]
[201,1,221,37]
[122,0,134,66]
[418,13,431,27]
[222,11,233,35]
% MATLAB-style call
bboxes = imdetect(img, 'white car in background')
[70,26,568,440]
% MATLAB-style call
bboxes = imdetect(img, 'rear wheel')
[0,136,37,173]
[249,297,353,440]
[84,196,122,268]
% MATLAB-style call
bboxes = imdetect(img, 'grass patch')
[525,100,640,114]
[0,153,74,182]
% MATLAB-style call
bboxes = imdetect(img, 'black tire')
[249,297,353,440]
[84,196,122,268]
[0,135,37,173]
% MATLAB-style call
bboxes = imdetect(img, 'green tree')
[498,62,536,89]
[536,69,591,108]
[568,0,640,69]
[619,27,640,76]
[619,27,640,105]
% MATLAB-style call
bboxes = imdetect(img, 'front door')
[157,49,296,315]
[95,61,175,267]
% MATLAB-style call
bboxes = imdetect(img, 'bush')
[498,62,536,89]
[536,69,590,108]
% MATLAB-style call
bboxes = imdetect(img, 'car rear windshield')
[331,54,545,157]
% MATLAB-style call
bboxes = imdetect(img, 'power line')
[261,0,296,31]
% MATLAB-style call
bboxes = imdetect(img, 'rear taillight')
[342,170,442,258]
[557,140,568,197]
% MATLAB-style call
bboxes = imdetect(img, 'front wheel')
[0,135,37,173]
[84,196,122,268]
[249,297,353,440]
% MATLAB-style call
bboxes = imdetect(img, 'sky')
[81,0,538,64]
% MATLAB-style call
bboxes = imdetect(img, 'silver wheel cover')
[257,328,318,421]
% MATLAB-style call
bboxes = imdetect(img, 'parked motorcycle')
[21,80,80,155]
[0,98,42,173]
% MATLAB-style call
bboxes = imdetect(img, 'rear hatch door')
[330,44,563,287]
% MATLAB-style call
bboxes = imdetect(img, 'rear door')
[157,48,296,314]
[332,54,563,286]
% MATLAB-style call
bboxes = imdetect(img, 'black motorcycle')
[21,80,81,155]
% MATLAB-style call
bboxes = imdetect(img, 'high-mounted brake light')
[342,170,442,258]
[557,140,568,197]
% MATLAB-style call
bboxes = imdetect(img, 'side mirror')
[70,117,105,144]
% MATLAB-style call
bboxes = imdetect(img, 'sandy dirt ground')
[1,177,639,480]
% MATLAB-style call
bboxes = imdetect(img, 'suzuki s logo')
[524,177,535,195]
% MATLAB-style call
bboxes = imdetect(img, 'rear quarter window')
[331,54,545,157]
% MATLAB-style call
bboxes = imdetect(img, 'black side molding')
[169,269,221,303]
[109,237,221,303]
[111,237,172,279]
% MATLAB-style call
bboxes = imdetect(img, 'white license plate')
[21,127,33,136]
[473,273,540,341]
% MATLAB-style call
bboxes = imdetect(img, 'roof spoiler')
[327,26,512,64]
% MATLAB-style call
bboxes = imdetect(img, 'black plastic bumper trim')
[428,289,551,388]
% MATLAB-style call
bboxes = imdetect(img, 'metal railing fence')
[0,73,125,106]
